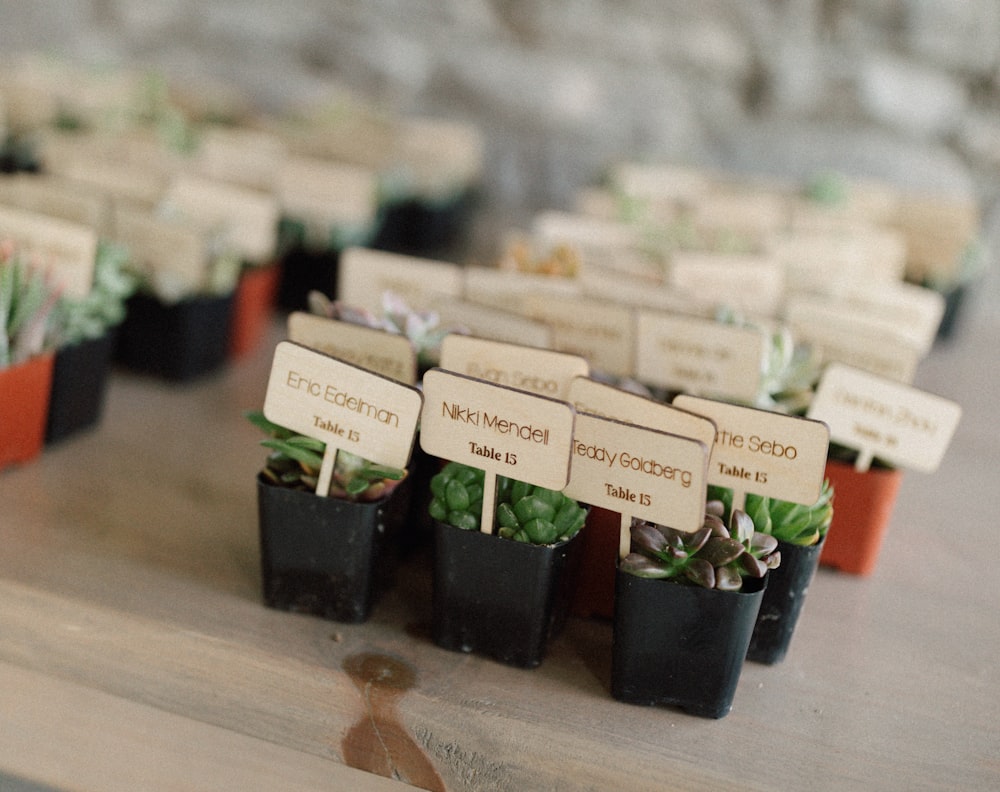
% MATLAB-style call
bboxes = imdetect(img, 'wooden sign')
[429,296,552,349]
[0,204,96,298]
[635,309,765,402]
[263,341,423,496]
[0,174,108,233]
[521,292,636,378]
[578,266,713,317]
[194,126,287,192]
[806,363,961,473]
[463,267,581,315]
[785,299,922,384]
[565,377,715,555]
[673,394,830,510]
[287,311,417,385]
[611,162,712,205]
[274,156,377,238]
[337,246,463,317]
[439,334,589,400]
[161,174,280,263]
[420,367,577,533]
[835,282,946,354]
[668,251,785,318]
[111,206,207,295]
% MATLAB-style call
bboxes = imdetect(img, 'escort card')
[111,205,207,295]
[673,394,831,510]
[635,310,765,402]
[274,156,377,238]
[806,363,961,473]
[161,174,280,264]
[263,341,423,496]
[0,204,97,298]
[440,334,589,400]
[578,266,714,317]
[429,296,552,349]
[420,367,577,533]
[287,311,417,385]
[337,246,463,317]
[194,126,287,192]
[835,281,946,354]
[0,174,108,233]
[521,292,636,378]
[668,250,785,318]
[463,266,581,315]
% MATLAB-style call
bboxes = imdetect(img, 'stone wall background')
[2,0,998,324]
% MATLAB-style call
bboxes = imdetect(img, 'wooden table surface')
[1,309,997,792]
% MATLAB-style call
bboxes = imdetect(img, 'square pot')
[0,352,55,471]
[611,569,766,718]
[372,191,475,257]
[275,246,340,312]
[45,330,117,445]
[820,458,903,576]
[257,475,409,623]
[432,519,583,669]
[570,505,620,620]
[228,262,280,359]
[116,292,234,382]
[746,536,825,665]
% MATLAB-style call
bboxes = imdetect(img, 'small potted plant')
[0,246,58,470]
[427,461,588,669]
[612,502,779,718]
[44,240,136,443]
[709,480,833,664]
[247,410,411,624]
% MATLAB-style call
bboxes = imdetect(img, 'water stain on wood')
[341,651,446,791]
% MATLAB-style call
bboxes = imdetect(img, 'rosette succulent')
[428,461,587,545]
[709,479,833,547]
[620,500,781,591]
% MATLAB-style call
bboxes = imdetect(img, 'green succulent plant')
[708,479,833,547]
[620,500,781,591]
[0,249,58,368]
[246,410,405,502]
[428,461,587,545]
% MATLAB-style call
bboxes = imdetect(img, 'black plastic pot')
[746,537,826,665]
[611,569,766,719]
[432,519,583,669]
[371,191,476,258]
[116,292,234,382]
[257,475,410,623]
[45,329,117,444]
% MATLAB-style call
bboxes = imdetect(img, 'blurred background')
[2,0,998,323]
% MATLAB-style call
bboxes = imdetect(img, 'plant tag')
[42,137,166,207]
[420,367,577,533]
[692,188,788,241]
[565,377,715,555]
[0,174,108,233]
[668,251,785,318]
[337,246,463,316]
[635,310,765,402]
[521,292,635,378]
[612,162,712,204]
[287,311,417,385]
[161,174,280,264]
[835,281,946,354]
[275,156,377,233]
[195,126,287,192]
[440,334,589,400]
[429,296,552,349]
[0,204,97,298]
[530,210,661,280]
[806,363,961,473]
[578,266,713,316]
[262,341,423,496]
[673,394,830,511]
[111,206,208,293]
[463,266,581,314]
[785,297,922,384]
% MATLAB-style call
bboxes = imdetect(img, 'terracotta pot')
[0,353,55,471]
[570,505,619,619]
[820,458,903,576]
[612,568,766,719]
[228,262,280,359]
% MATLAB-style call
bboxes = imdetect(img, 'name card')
[420,367,577,533]
[440,334,589,400]
[635,310,765,402]
[806,363,961,473]
[673,394,830,510]
[463,266,581,315]
[0,174,108,233]
[578,266,714,317]
[287,311,417,385]
[429,296,552,349]
[668,251,785,318]
[836,282,946,354]
[337,246,463,317]
[263,341,423,496]
[161,174,280,263]
[275,156,377,234]
[521,292,635,378]
[0,204,96,298]
[612,162,713,205]
[111,206,207,294]
[785,299,921,384]
[195,126,287,192]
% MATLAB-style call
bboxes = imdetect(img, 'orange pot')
[0,352,55,471]
[820,458,904,576]
[228,262,280,359]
